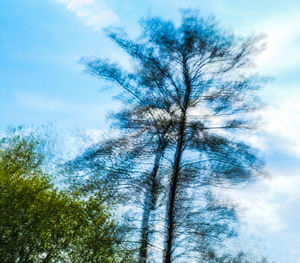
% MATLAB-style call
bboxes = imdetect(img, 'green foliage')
[0,132,134,263]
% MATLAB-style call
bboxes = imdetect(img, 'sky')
[1,0,300,262]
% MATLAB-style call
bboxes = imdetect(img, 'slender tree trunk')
[164,129,185,263]
[139,146,165,263]
[164,58,191,263]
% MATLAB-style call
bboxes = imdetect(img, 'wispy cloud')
[255,11,300,74]
[57,0,118,30]
[262,94,300,158]
[235,173,300,231]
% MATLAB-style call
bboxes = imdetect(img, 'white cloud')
[255,12,300,74]
[261,95,300,157]
[227,173,300,233]
[266,174,300,199]
[57,0,118,30]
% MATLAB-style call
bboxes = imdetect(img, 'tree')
[0,130,133,262]
[65,111,172,263]
[82,9,265,263]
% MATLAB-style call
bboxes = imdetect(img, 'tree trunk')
[139,146,165,263]
[163,131,184,263]
[164,58,191,263]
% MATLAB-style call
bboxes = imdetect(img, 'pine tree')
[80,9,265,262]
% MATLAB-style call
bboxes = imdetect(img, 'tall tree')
[82,9,265,263]
[65,107,173,263]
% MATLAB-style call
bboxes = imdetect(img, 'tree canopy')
[79,9,266,263]
[0,131,133,263]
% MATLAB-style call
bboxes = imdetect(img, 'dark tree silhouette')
[64,107,173,263]
[78,9,265,263]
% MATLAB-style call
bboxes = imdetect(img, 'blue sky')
[1,0,300,262]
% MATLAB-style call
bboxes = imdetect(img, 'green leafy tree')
[0,131,133,262]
